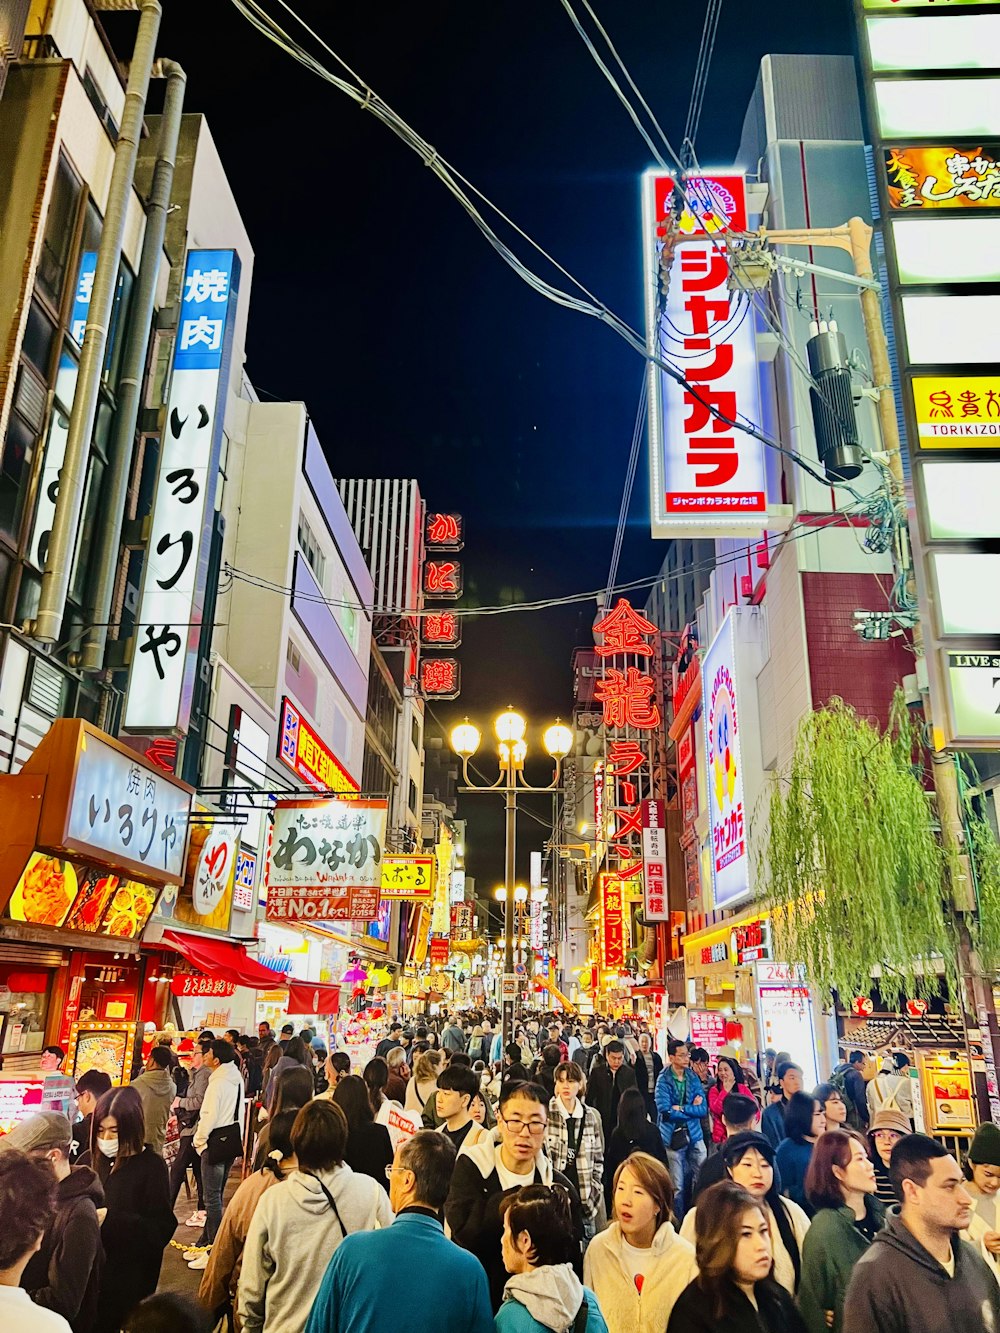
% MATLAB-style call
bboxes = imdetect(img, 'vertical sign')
[703,612,749,909]
[641,798,669,921]
[642,171,767,537]
[599,872,626,970]
[125,251,241,734]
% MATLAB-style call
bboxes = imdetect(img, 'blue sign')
[174,250,238,373]
[69,251,98,347]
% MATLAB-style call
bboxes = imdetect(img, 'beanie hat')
[869,1107,911,1137]
[722,1130,776,1169]
[969,1121,1000,1168]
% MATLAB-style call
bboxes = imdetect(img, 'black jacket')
[22,1165,104,1333]
[633,1051,664,1108]
[668,1276,808,1333]
[93,1148,176,1333]
[604,1122,667,1212]
[586,1059,638,1137]
[69,1114,93,1165]
[343,1121,394,1187]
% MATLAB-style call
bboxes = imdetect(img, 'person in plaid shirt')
[545,1062,605,1242]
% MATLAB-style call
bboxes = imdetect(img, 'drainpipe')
[31,0,162,644]
[80,58,186,672]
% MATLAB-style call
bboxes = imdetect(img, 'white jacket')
[237,1162,393,1333]
[583,1220,696,1333]
[193,1060,246,1155]
[680,1196,810,1294]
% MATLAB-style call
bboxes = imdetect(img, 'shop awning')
[285,981,341,1016]
[160,930,289,990]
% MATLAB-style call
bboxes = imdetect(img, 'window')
[286,638,301,672]
[408,779,418,813]
[82,66,119,142]
[340,601,358,650]
[297,513,325,586]
[35,156,82,310]
[412,715,421,751]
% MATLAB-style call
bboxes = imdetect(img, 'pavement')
[158,1161,243,1303]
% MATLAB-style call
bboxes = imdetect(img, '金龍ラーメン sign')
[599,872,627,971]
[278,697,358,794]
[265,797,387,922]
[380,855,435,901]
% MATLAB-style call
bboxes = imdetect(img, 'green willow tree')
[760,693,959,1008]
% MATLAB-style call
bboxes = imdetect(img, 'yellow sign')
[912,375,1000,448]
[380,855,435,901]
[918,1050,975,1131]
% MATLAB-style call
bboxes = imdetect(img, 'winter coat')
[654,1068,706,1150]
[708,1081,755,1144]
[774,1138,814,1215]
[264,1054,309,1110]
[681,1196,811,1295]
[588,1061,638,1141]
[175,1062,211,1135]
[762,1100,789,1149]
[964,1191,1000,1284]
[69,1114,92,1166]
[343,1120,394,1186]
[130,1067,176,1155]
[238,1161,393,1333]
[603,1122,667,1213]
[199,1167,289,1331]
[545,1098,605,1221]
[797,1197,886,1333]
[445,1131,584,1311]
[93,1148,175,1333]
[584,1219,697,1333]
[442,1023,467,1053]
[22,1165,104,1333]
[498,1265,608,1333]
[194,1060,246,1156]
[843,1208,1000,1333]
[633,1050,664,1111]
[667,1277,808,1333]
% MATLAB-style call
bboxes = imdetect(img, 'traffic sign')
[502,973,517,998]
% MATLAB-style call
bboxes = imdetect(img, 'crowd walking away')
[7,1013,1000,1333]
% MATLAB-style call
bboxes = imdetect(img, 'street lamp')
[451,708,567,1048]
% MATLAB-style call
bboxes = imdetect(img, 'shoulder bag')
[307,1172,349,1236]
[206,1088,242,1164]
[658,1070,690,1151]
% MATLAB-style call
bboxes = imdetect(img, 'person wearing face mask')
[961,1121,1000,1282]
[89,1086,176,1333]
[544,1063,604,1244]
[0,1112,103,1333]
[681,1133,810,1295]
[584,1152,697,1333]
[667,1181,807,1333]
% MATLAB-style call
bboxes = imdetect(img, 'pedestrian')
[0,1111,102,1332]
[797,1129,885,1333]
[305,1130,493,1333]
[264,1037,312,1111]
[122,1292,211,1333]
[385,1047,410,1103]
[545,1062,604,1243]
[961,1120,1000,1281]
[252,1066,313,1169]
[866,1107,910,1207]
[467,1025,489,1063]
[89,1086,176,1333]
[533,1046,562,1100]
[129,1046,176,1156]
[774,1093,825,1216]
[332,1074,394,1186]
[375,1023,403,1060]
[499,1183,608,1333]
[588,1040,638,1146]
[584,1152,697,1333]
[577,1029,601,1078]
[190,1040,246,1262]
[446,1080,584,1310]
[197,1110,297,1332]
[760,1064,804,1150]
[811,1084,848,1133]
[603,1088,667,1214]
[688,1048,713,1147]
[632,1033,663,1121]
[238,1099,393,1333]
[691,1094,760,1205]
[709,1059,755,1147]
[69,1070,112,1166]
[437,1064,489,1152]
[0,1149,72,1332]
[667,1180,808,1333]
[654,1039,708,1223]
[865,1054,913,1128]
[681,1132,809,1295]
[829,1052,868,1132]
[442,1015,467,1054]
[843,1133,1000,1332]
[171,1040,211,1225]
[405,1050,444,1112]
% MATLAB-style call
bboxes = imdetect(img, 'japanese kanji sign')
[423,560,463,599]
[171,974,236,998]
[424,512,464,550]
[599,872,627,970]
[379,854,436,901]
[885,144,1000,210]
[595,666,660,730]
[642,170,767,537]
[911,375,1000,447]
[419,657,461,700]
[124,249,240,735]
[641,799,669,921]
[278,697,358,794]
[421,612,461,648]
[266,798,387,922]
[593,599,658,657]
[429,936,450,968]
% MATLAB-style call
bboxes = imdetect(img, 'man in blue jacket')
[654,1038,707,1222]
[305,1131,493,1333]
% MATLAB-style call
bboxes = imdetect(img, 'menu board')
[7,854,160,940]
[0,1074,72,1135]
[919,1051,976,1131]
[67,1021,137,1086]
[8,853,77,927]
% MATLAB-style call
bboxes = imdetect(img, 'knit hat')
[869,1107,910,1137]
[969,1121,1000,1168]
[0,1110,72,1154]
[722,1130,776,1169]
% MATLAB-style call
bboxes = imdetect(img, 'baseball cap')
[0,1111,73,1154]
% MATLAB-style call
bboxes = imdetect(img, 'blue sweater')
[305,1210,494,1333]
[774,1136,814,1215]
[496,1288,607,1333]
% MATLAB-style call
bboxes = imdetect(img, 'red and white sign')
[852,995,874,1017]
[278,697,358,795]
[266,883,379,923]
[641,799,669,921]
[171,974,236,998]
[599,872,626,970]
[643,170,766,537]
[677,725,695,782]
[689,1008,728,1061]
[906,998,929,1018]
[429,937,450,969]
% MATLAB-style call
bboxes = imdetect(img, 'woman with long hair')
[264,1036,313,1111]
[90,1085,176,1333]
[680,1132,810,1294]
[584,1152,697,1333]
[709,1059,755,1146]
[333,1073,394,1186]
[252,1065,314,1170]
[668,1181,807,1333]
[198,1110,298,1331]
[498,1183,608,1333]
[404,1050,443,1112]
[797,1129,884,1333]
[603,1088,667,1213]
[363,1057,389,1117]
[774,1093,826,1215]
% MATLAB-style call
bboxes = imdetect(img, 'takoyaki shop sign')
[0,720,194,929]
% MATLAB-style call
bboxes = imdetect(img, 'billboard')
[703,613,750,910]
[265,797,386,922]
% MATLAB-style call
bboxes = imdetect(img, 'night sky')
[109,2,852,887]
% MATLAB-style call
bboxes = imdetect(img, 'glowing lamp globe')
[543,721,573,760]
[514,885,529,904]
[451,720,481,757]
[495,707,527,744]
[511,739,527,768]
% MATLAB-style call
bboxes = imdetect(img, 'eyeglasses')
[501,1115,548,1136]
[385,1165,411,1180]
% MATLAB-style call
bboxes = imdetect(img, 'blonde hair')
[414,1050,443,1084]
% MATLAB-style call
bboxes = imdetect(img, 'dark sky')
[110,2,852,887]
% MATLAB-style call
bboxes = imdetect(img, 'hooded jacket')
[130,1067,176,1155]
[237,1162,394,1333]
[194,1059,246,1156]
[22,1165,104,1333]
[175,1061,211,1136]
[199,1165,291,1331]
[445,1130,585,1311]
[584,1220,698,1333]
[498,1264,608,1333]
[842,1208,1000,1333]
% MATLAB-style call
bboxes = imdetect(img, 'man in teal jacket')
[305,1130,494,1333]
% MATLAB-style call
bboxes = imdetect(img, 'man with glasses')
[445,1080,584,1311]
[69,1069,112,1165]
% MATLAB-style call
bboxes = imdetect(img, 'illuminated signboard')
[703,612,750,910]
[424,512,464,550]
[421,612,461,648]
[277,697,358,794]
[419,657,461,700]
[641,799,669,922]
[885,144,1000,210]
[642,169,767,538]
[599,872,627,970]
[422,560,463,599]
[265,797,386,922]
[380,854,435,901]
[911,375,1000,447]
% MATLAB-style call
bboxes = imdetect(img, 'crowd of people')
[3,1015,1000,1333]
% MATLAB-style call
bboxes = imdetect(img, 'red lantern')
[906,998,928,1018]
[852,996,874,1017]
[725,1020,743,1043]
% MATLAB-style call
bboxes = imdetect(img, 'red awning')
[286,982,341,1016]
[160,930,288,991]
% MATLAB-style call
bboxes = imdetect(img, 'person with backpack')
[191,1040,246,1258]
[829,1053,868,1132]
[865,1053,912,1128]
